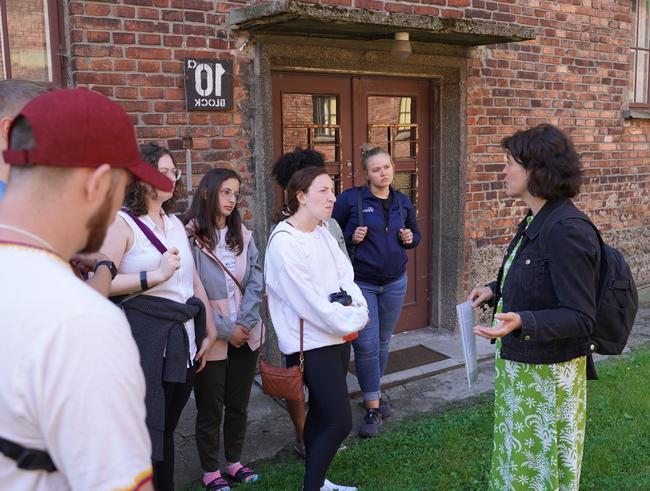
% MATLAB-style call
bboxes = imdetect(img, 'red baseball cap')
[3,88,173,192]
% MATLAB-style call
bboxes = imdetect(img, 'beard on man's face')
[80,187,116,254]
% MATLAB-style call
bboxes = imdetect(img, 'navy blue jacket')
[332,185,420,286]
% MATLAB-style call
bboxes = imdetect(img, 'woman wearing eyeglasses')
[100,143,217,491]
[182,169,263,491]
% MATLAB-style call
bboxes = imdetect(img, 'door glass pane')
[281,92,341,189]
[4,0,52,80]
[367,96,417,159]
[635,50,649,104]
[394,125,418,159]
[394,171,417,210]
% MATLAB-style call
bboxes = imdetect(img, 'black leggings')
[287,342,352,491]
[153,365,196,491]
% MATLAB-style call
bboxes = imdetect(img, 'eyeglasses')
[220,188,242,204]
[159,168,182,182]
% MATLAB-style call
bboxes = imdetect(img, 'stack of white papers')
[456,301,478,387]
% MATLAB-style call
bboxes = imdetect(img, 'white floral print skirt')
[489,341,587,491]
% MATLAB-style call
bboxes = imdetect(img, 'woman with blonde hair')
[332,144,420,438]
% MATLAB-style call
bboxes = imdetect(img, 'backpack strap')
[538,203,607,296]
[356,186,364,227]
[394,187,406,229]
[538,204,603,255]
[349,186,364,261]
[0,435,56,472]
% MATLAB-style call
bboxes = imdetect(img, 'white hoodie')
[264,220,368,354]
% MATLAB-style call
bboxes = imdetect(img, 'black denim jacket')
[488,198,601,365]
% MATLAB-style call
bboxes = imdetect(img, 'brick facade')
[69,0,257,216]
[461,0,650,291]
[39,0,650,291]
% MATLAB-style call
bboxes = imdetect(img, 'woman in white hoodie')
[265,166,368,491]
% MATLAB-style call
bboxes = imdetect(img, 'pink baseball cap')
[3,88,173,192]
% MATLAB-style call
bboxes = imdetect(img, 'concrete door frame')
[248,36,468,332]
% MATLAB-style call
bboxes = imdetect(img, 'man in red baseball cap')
[0,88,167,491]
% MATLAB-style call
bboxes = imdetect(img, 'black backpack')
[539,204,638,355]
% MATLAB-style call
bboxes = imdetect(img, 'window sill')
[623,109,650,120]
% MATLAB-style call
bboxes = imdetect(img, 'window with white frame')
[0,0,65,84]
[631,0,650,107]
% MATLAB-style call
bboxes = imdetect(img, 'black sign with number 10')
[184,58,233,111]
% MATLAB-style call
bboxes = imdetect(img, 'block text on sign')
[184,58,233,111]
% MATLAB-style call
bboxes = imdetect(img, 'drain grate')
[349,344,450,376]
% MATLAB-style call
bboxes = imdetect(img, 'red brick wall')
[68,0,256,217]
[67,0,650,285]
[462,0,650,286]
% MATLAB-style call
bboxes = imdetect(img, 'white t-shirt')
[215,227,238,322]
[0,244,152,491]
[117,211,197,361]
[265,221,369,354]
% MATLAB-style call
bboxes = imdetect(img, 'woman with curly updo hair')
[272,147,349,259]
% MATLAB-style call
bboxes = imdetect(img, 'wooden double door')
[272,73,432,332]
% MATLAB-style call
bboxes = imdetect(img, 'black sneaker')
[379,398,392,418]
[358,408,383,438]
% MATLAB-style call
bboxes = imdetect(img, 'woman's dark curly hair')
[271,147,326,221]
[123,143,184,215]
[501,124,582,200]
[271,147,325,189]
[182,168,244,255]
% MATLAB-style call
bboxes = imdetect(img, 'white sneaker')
[320,478,358,491]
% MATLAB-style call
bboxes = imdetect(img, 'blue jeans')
[352,273,407,402]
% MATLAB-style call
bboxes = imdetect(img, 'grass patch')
[184,345,650,490]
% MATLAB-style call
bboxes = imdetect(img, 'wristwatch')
[94,260,117,280]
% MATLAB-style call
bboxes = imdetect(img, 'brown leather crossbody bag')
[259,229,304,402]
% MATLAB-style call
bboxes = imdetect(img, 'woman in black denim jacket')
[468,124,600,490]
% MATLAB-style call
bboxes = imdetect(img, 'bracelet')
[94,260,117,280]
[140,271,149,291]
